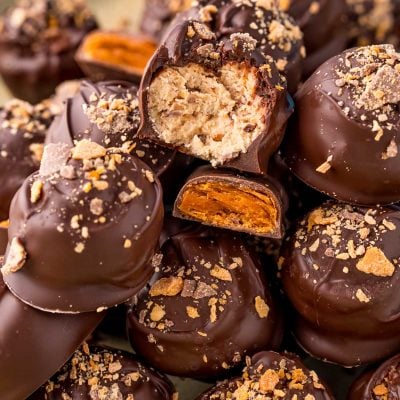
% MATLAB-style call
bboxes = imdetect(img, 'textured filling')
[82,32,157,72]
[148,63,266,166]
[177,182,278,234]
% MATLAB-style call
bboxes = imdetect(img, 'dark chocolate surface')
[28,345,176,400]
[0,98,57,221]
[127,222,284,379]
[0,0,97,103]
[196,351,334,399]
[279,0,348,78]
[281,202,400,367]
[138,7,294,174]
[46,80,193,192]
[0,275,104,400]
[173,165,287,238]
[348,353,400,400]
[3,141,164,313]
[283,45,400,205]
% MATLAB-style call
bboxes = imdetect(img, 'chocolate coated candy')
[46,80,193,194]
[174,165,287,238]
[127,222,284,379]
[0,98,57,221]
[0,275,104,400]
[76,30,157,84]
[348,353,400,400]
[281,202,400,366]
[3,141,164,313]
[29,345,176,400]
[283,45,400,205]
[279,0,348,78]
[196,351,334,399]
[0,0,97,103]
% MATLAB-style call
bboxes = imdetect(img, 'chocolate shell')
[2,141,164,313]
[0,98,58,221]
[46,80,193,194]
[173,165,287,238]
[138,11,294,174]
[0,275,104,400]
[127,222,284,379]
[281,202,400,366]
[0,0,97,103]
[278,0,348,78]
[348,353,400,400]
[283,44,400,205]
[28,345,177,400]
[196,351,334,399]
[76,30,157,84]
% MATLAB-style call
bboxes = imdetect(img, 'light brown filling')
[177,182,278,234]
[148,63,266,166]
[81,32,157,73]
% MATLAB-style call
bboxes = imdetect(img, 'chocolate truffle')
[76,30,157,84]
[138,10,295,174]
[349,353,400,400]
[140,0,192,43]
[127,223,284,379]
[29,345,177,400]
[346,0,400,47]
[281,202,400,366]
[0,274,104,400]
[46,80,193,192]
[196,351,334,399]
[173,165,287,238]
[0,98,58,221]
[0,0,97,104]
[278,0,348,78]
[2,140,164,313]
[283,45,400,205]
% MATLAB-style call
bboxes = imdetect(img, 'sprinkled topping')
[356,246,395,277]
[1,237,27,275]
[255,296,270,318]
[331,45,400,141]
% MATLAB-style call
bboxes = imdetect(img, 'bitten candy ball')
[196,351,334,399]
[283,44,400,205]
[0,0,98,103]
[281,202,400,366]
[2,140,163,313]
[29,345,177,400]
[127,222,284,379]
[138,1,298,175]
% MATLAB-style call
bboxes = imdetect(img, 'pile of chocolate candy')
[0,0,399,399]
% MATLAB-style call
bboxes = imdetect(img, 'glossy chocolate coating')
[346,0,400,48]
[0,0,97,104]
[140,0,192,43]
[127,223,284,379]
[138,13,293,174]
[173,165,288,238]
[29,345,176,400]
[348,353,400,400]
[0,98,57,221]
[196,351,334,399]
[281,202,400,366]
[283,45,400,205]
[46,80,193,193]
[3,142,164,313]
[0,275,104,400]
[279,0,348,78]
